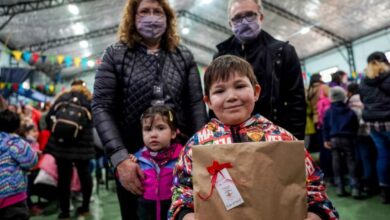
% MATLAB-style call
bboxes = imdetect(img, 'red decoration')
[197,160,233,201]
[32,53,40,64]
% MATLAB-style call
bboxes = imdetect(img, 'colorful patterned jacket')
[168,114,338,220]
[0,132,38,202]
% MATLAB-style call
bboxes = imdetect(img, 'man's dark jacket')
[215,31,306,139]
[92,42,207,168]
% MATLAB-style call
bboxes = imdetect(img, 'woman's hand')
[304,212,322,220]
[183,213,195,220]
[116,158,144,195]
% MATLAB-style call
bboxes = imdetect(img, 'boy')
[0,109,38,220]
[168,55,338,220]
[323,86,359,197]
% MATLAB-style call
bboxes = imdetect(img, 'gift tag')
[215,168,244,210]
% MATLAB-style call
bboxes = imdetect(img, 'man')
[215,0,306,139]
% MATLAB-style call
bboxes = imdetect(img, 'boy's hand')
[116,158,144,195]
[324,141,332,149]
[304,212,322,220]
[183,213,195,220]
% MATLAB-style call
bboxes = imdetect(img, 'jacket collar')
[209,114,271,130]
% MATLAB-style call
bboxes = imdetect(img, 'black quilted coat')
[92,42,207,168]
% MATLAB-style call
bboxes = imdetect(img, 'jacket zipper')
[230,126,241,143]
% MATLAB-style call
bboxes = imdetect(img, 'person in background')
[323,86,359,198]
[45,80,95,219]
[214,0,306,139]
[329,71,348,89]
[306,73,333,184]
[347,83,378,196]
[360,51,390,204]
[92,0,207,219]
[0,109,38,220]
[169,55,338,220]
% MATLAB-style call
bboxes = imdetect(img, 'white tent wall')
[304,29,390,76]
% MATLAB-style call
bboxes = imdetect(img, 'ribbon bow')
[197,160,233,201]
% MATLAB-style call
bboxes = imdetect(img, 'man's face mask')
[136,15,167,40]
[231,11,262,43]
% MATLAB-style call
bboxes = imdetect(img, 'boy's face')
[204,73,261,125]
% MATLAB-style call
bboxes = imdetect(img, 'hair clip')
[168,110,173,122]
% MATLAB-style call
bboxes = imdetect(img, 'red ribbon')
[197,160,233,201]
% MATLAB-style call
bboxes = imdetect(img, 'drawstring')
[230,126,241,143]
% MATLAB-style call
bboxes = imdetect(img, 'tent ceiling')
[1,0,389,79]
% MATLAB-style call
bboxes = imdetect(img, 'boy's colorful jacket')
[168,114,339,220]
[134,143,183,220]
[0,132,38,205]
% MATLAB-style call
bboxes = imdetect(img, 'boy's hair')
[204,55,258,96]
[19,121,37,137]
[0,109,21,133]
[141,105,177,130]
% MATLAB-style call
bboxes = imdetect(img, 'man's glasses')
[231,11,259,25]
[137,8,165,17]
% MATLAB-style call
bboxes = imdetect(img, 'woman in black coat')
[359,51,390,204]
[91,0,208,219]
[45,80,94,219]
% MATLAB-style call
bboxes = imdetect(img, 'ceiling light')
[181,27,190,35]
[72,22,85,35]
[83,51,92,57]
[319,67,338,83]
[68,4,79,15]
[87,60,95,68]
[79,40,89,48]
[300,27,311,35]
[200,0,213,5]
[22,81,30,90]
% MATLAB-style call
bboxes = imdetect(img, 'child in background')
[129,105,183,220]
[168,55,338,220]
[323,86,360,197]
[0,110,38,220]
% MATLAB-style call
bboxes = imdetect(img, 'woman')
[91,0,208,219]
[45,80,95,219]
[306,74,333,183]
[360,51,390,204]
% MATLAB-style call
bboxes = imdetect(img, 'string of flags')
[0,48,101,69]
[0,82,56,96]
[302,71,364,82]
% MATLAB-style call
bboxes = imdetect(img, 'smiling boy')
[168,55,338,220]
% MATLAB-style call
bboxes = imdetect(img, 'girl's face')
[142,114,176,152]
[26,128,39,141]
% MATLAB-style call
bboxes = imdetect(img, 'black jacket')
[323,102,359,141]
[92,42,207,168]
[45,87,95,160]
[360,71,390,122]
[215,31,306,139]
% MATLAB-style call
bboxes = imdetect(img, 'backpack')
[316,85,331,129]
[50,96,91,143]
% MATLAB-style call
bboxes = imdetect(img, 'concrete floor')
[30,180,390,220]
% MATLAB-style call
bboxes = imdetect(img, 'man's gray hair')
[227,0,263,17]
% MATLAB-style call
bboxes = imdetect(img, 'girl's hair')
[365,51,390,79]
[309,73,323,87]
[117,0,180,52]
[19,120,37,138]
[141,105,188,143]
[0,109,21,133]
[204,55,258,96]
[141,105,177,130]
[347,83,359,95]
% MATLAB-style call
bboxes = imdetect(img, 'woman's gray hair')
[227,0,263,17]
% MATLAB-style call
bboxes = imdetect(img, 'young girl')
[129,105,184,220]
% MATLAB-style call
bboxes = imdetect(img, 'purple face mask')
[136,15,167,40]
[232,19,261,43]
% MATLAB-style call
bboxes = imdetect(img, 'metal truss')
[21,25,118,52]
[177,10,232,35]
[0,0,98,16]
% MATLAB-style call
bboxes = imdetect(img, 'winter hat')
[329,86,346,103]
[367,51,389,64]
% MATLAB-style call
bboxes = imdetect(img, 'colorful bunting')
[57,55,64,65]
[22,51,32,62]
[64,56,73,67]
[32,53,40,64]
[74,57,81,67]
[12,50,23,61]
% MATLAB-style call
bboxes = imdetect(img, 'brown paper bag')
[192,141,307,220]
